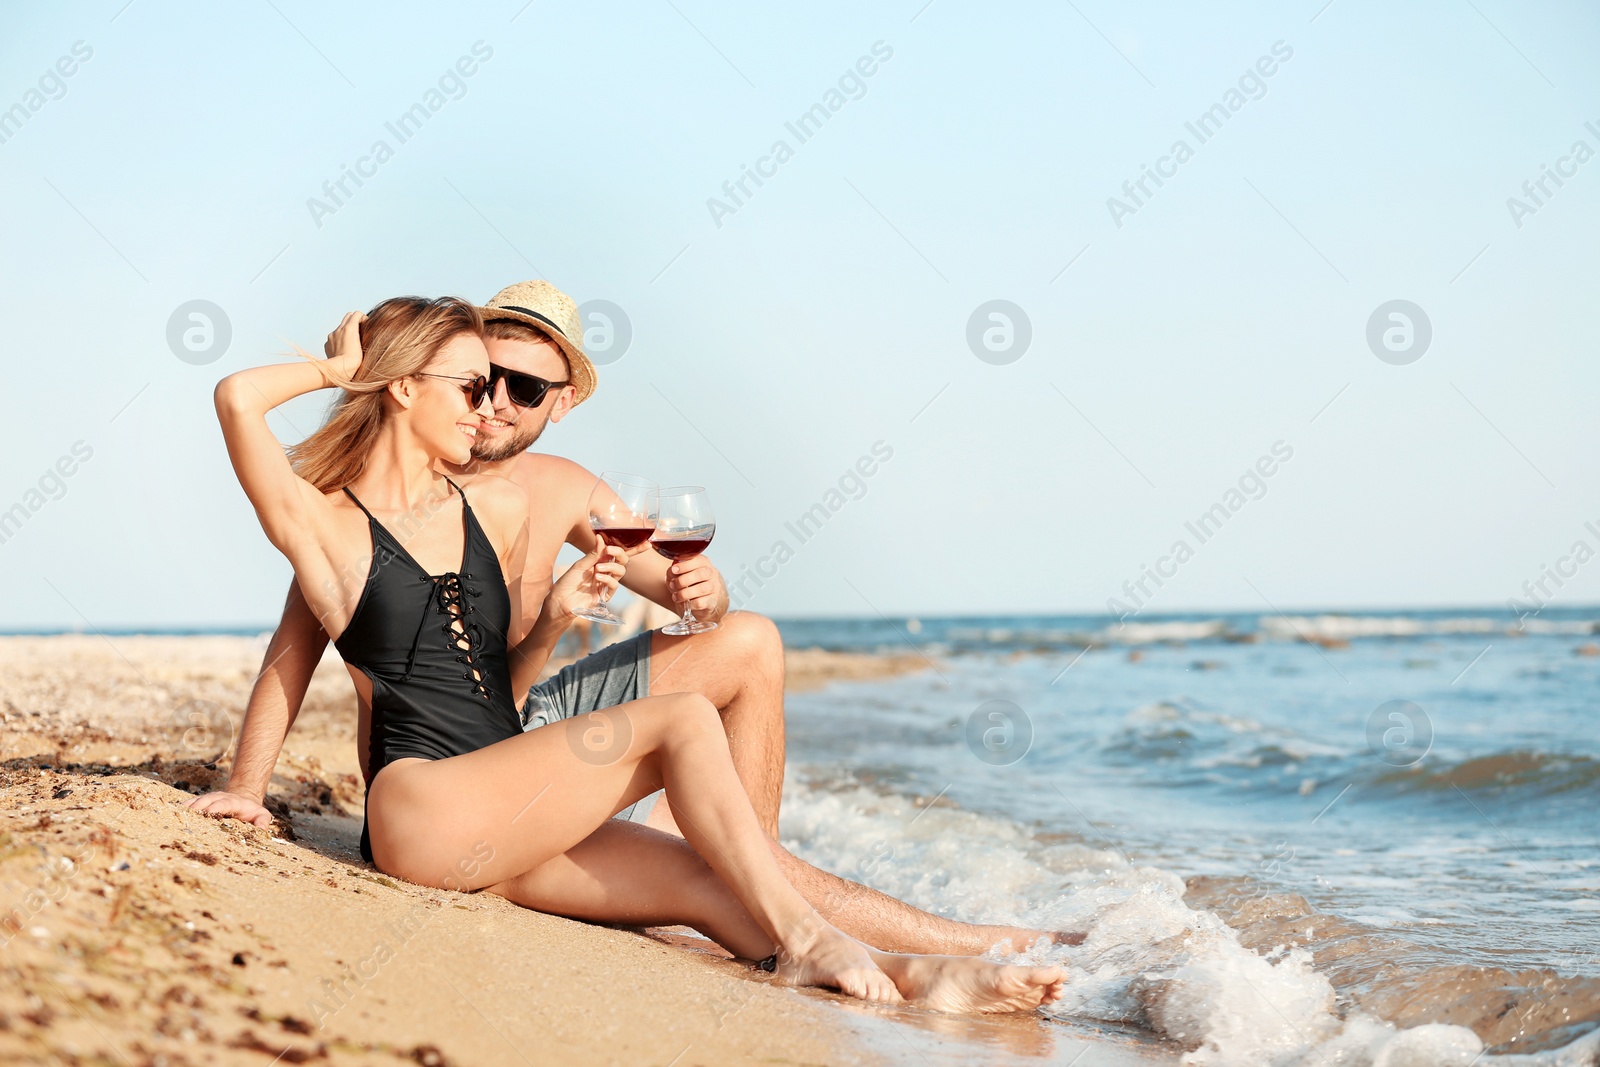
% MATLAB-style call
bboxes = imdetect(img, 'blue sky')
[2,0,1597,628]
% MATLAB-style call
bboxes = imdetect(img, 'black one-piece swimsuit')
[332,477,522,862]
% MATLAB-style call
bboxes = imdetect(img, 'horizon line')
[3,601,1596,637]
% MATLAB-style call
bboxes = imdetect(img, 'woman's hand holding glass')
[574,472,658,624]
[544,540,628,625]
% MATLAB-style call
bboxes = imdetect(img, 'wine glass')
[572,471,657,625]
[651,485,717,635]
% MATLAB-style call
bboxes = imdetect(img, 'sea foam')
[780,781,1599,1066]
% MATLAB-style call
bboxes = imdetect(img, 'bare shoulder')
[317,486,370,533]
[462,475,529,544]
[503,453,596,529]
[503,452,596,495]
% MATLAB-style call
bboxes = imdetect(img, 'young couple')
[190,280,1068,1011]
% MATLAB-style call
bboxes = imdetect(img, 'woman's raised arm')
[213,350,359,555]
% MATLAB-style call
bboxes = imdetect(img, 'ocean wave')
[1091,700,1600,802]
[1261,614,1600,642]
[1093,700,1364,793]
[1185,876,1600,1059]
[918,614,1599,652]
[1371,751,1600,798]
[779,780,1600,1066]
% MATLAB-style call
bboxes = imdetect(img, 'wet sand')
[1,634,1172,1067]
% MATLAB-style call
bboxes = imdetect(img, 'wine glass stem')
[681,604,696,627]
[594,548,614,607]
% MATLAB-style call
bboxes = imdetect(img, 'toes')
[843,969,902,1005]
[865,970,902,1004]
[986,966,1066,1011]
[837,973,868,1000]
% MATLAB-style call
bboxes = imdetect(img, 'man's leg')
[644,611,1066,956]
[647,611,786,835]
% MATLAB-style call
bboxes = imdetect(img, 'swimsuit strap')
[342,485,377,519]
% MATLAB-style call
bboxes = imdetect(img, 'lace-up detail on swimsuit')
[409,569,491,701]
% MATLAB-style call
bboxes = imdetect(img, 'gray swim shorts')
[521,632,661,824]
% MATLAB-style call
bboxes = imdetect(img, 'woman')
[211,295,1064,1011]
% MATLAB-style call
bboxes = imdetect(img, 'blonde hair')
[288,296,484,493]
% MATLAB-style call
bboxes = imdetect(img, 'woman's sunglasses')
[415,372,490,408]
[488,364,570,408]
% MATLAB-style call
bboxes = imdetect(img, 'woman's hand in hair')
[323,310,366,360]
[313,310,366,387]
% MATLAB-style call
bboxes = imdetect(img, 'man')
[191,280,1058,956]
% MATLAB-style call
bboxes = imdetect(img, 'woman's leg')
[484,819,773,958]
[368,692,904,1002]
[483,819,1068,1013]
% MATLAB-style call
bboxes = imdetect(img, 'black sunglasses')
[488,363,570,408]
[416,372,490,408]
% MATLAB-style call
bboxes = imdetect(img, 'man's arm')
[187,580,328,825]
[507,452,730,632]
[615,539,729,624]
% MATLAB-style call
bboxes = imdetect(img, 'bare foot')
[880,955,1066,1013]
[775,921,904,1005]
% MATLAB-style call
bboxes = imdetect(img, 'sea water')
[774,608,1600,1065]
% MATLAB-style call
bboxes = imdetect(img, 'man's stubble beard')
[470,410,550,463]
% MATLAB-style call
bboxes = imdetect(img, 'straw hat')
[478,280,596,405]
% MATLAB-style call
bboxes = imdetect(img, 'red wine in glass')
[595,526,656,551]
[573,472,658,625]
[651,486,717,636]
[651,535,713,560]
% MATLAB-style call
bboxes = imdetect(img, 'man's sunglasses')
[415,372,490,408]
[488,364,570,408]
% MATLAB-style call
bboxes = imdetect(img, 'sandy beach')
[0,635,1158,1067]
[12,629,1592,1065]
